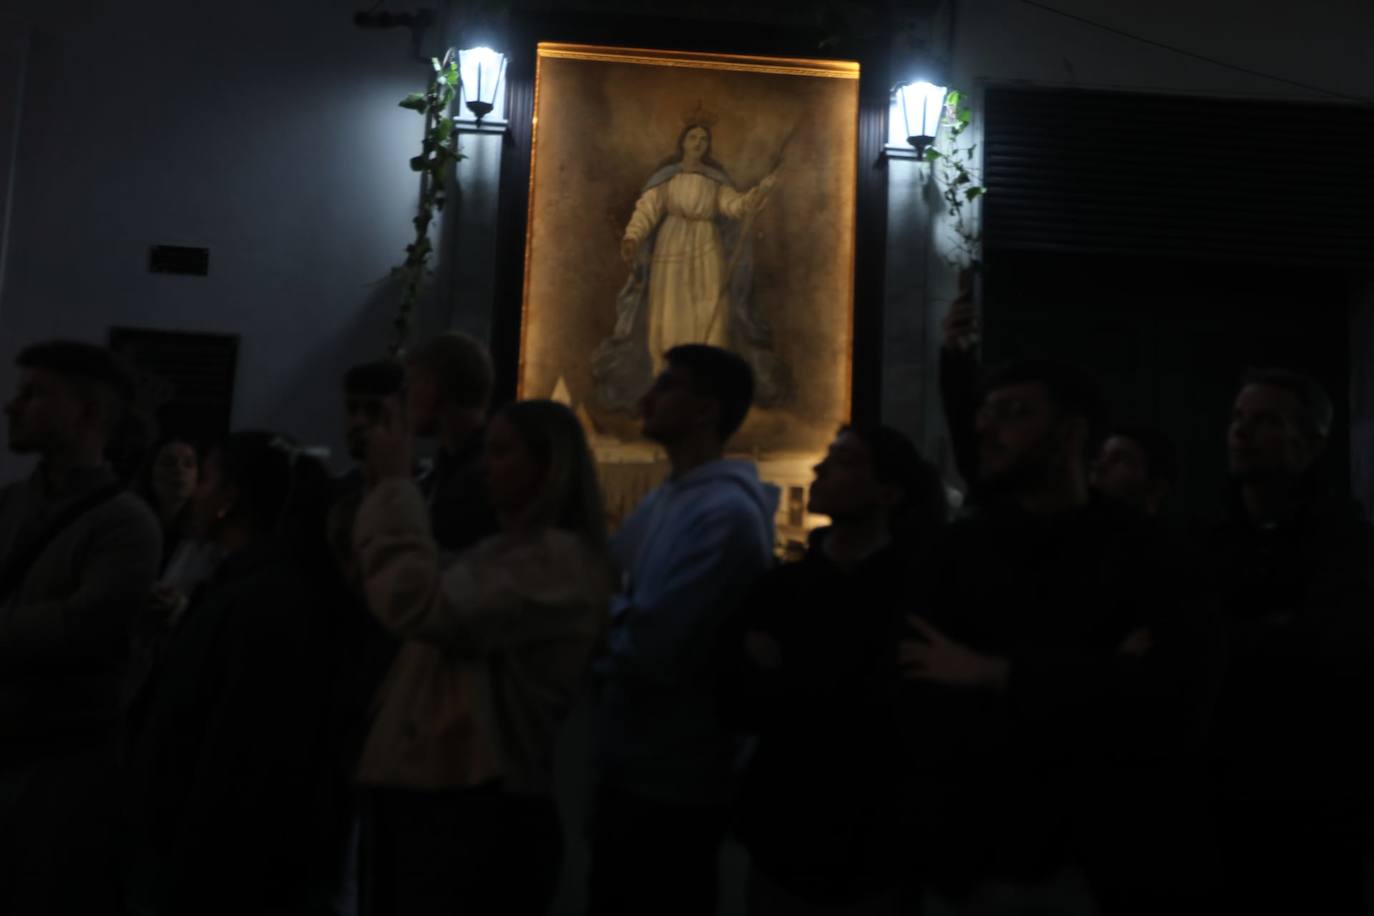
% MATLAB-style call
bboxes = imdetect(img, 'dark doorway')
[109,327,240,448]
[981,252,1352,519]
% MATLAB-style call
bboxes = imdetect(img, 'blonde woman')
[355,398,611,915]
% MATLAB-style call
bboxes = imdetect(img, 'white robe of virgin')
[622,171,754,372]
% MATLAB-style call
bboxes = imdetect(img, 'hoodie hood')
[668,458,780,518]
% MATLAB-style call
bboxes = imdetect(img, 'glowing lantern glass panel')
[895,80,948,155]
[459,47,507,121]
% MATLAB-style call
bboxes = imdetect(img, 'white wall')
[949,0,1374,101]
[0,0,449,479]
[0,16,31,312]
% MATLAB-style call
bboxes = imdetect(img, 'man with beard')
[941,295,1180,518]
[899,360,1216,915]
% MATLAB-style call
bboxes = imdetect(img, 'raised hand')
[365,394,414,483]
[941,292,980,352]
[620,237,638,266]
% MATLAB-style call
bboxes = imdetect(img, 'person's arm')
[354,478,606,656]
[606,504,771,687]
[904,523,1213,746]
[621,184,666,263]
[902,614,1202,756]
[0,502,161,672]
[717,574,789,731]
[936,292,982,490]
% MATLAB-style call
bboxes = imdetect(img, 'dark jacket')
[725,531,914,903]
[423,428,499,553]
[900,498,1215,891]
[939,344,982,493]
[1203,494,1374,807]
[0,465,161,912]
[123,541,334,915]
[0,465,161,760]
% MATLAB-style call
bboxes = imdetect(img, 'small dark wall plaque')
[149,245,209,276]
[109,327,239,445]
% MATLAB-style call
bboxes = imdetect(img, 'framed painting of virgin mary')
[518,43,859,534]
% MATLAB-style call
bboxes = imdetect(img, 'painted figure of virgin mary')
[593,103,793,412]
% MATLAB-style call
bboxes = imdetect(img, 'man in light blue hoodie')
[587,344,778,916]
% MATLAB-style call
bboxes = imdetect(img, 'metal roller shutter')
[982,87,1374,267]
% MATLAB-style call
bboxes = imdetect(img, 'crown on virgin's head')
[681,100,719,129]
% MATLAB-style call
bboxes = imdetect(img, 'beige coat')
[353,478,608,795]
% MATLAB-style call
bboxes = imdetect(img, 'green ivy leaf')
[400,93,428,112]
[432,57,443,73]
[409,155,428,171]
[965,187,986,200]
[957,108,972,126]
[443,68,459,88]
[924,148,943,162]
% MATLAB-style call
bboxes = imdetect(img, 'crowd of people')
[0,306,1370,915]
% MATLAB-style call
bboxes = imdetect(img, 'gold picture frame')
[518,42,860,538]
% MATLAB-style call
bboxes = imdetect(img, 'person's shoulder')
[684,485,770,530]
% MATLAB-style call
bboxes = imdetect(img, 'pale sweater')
[352,478,609,796]
[593,459,778,804]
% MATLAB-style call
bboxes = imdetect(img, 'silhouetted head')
[189,431,329,562]
[1228,367,1331,485]
[141,435,201,519]
[404,333,494,438]
[640,344,754,449]
[1090,425,1177,516]
[487,400,606,550]
[809,424,947,542]
[6,341,134,459]
[342,358,405,461]
[975,359,1105,494]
